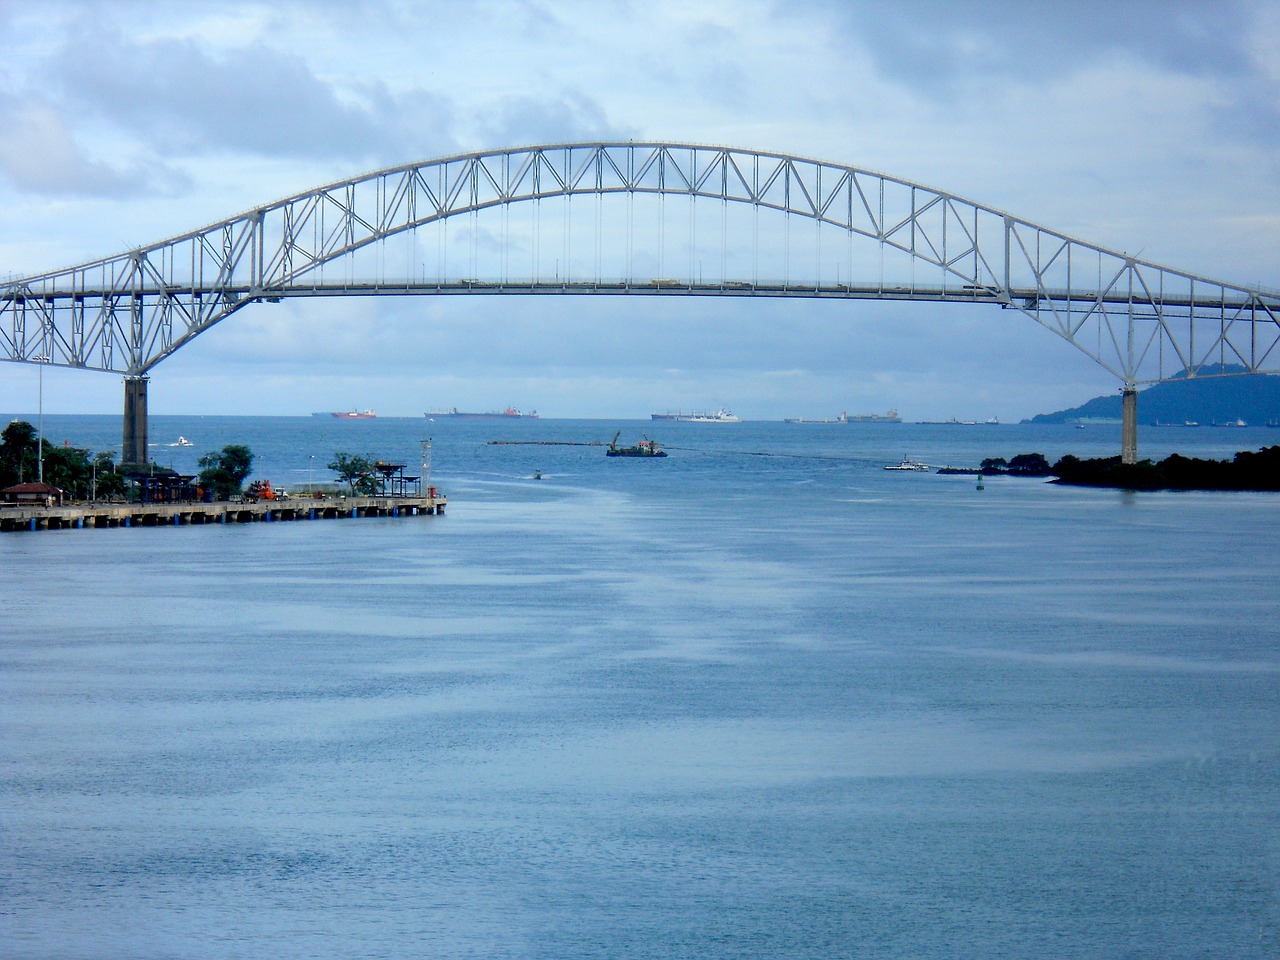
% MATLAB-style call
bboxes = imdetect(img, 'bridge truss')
[3,140,1278,393]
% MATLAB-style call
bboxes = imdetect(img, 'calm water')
[3,416,1278,958]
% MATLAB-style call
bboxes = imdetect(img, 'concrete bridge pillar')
[122,376,148,466]
[1121,386,1138,465]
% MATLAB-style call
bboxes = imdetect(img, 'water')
[3,416,1278,958]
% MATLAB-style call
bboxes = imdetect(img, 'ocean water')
[2,416,1278,959]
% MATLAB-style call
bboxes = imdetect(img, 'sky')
[1,0,1277,421]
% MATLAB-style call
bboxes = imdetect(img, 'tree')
[328,452,378,495]
[198,444,254,500]
[0,420,40,488]
[92,452,126,501]
[1006,453,1052,476]
[40,444,93,498]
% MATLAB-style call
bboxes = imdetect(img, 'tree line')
[0,420,126,499]
[3,420,394,502]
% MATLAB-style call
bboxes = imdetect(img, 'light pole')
[34,355,50,484]
[308,455,315,496]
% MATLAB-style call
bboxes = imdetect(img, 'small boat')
[606,432,668,457]
[175,436,193,447]
[884,456,930,472]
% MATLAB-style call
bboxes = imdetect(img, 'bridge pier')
[1121,386,1138,465]
[122,376,148,466]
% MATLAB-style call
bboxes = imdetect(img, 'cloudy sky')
[1,0,1277,420]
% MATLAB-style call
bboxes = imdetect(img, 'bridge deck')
[4,280,1261,310]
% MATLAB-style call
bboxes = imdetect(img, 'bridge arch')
[3,142,1278,461]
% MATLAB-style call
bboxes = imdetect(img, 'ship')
[846,409,903,423]
[315,409,376,419]
[784,409,903,424]
[425,407,539,419]
[606,433,667,457]
[650,408,740,423]
[884,456,930,472]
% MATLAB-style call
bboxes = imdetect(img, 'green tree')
[198,444,255,500]
[0,420,40,487]
[41,444,93,498]
[328,452,378,495]
[92,452,126,500]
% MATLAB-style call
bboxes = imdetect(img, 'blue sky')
[1,0,1277,420]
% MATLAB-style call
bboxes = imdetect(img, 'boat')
[323,410,376,419]
[650,408,739,423]
[175,436,193,447]
[425,407,538,419]
[847,409,903,423]
[785,409,902,424]
[606,432,668,457]
[884,456,930,472]
[1211,418,1247,427]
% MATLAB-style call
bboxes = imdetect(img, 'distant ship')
[651,408,740,423]
[785,409,902,424]
[425,407,539,420]
[315,410,376,419]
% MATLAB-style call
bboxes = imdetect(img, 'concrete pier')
[0,493,445,533]
[122,376,149,466]
[1121,386,1138,465]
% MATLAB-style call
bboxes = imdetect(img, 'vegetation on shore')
[1,420,125,499]
[954,446,1280,491]
[1051,446,1280,491]
[197,444,255,500]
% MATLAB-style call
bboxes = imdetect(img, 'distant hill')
[1026,368,1280,425]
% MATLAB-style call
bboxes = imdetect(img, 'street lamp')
[33,355,50,484]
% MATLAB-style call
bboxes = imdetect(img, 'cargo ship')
[650,408,740,423]
[314,409,377,419]
[784,410,902,424]
[425,407,539,420]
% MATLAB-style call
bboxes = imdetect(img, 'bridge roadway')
[4,279,1261,310]
[0,492,446,533]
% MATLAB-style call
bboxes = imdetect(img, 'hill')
[1026,368,1280,425]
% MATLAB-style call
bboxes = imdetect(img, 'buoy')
[976,473,985,491]
[533,470,542,480]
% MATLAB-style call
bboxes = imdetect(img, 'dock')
[0,493,446,533]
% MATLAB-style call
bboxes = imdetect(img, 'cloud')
[51,31,454,165]
[0,96,188,196]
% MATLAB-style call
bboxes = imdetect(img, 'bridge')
[3,142,1278,464]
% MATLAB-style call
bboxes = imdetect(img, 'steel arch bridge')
[4,141,1279,461]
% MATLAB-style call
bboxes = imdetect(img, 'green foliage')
[0,420,39,487]
[1051,446,1280,491]
[198,444,255,500]
[40,444,93,498]
[328,452,379,495]
[0,420,124,499]
[1006,453,1051,476]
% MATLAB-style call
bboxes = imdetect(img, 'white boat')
[884,456,930,472]
[685,408,741,423]
[175,436,193,447]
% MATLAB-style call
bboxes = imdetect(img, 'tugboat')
[606,432,668,457]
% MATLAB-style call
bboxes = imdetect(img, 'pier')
[0,493,445,533]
